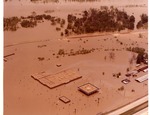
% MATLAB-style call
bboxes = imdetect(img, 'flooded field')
[4,0,147,45]
[4,0,148,115]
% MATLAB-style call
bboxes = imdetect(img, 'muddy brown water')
[4,0,148,46]
[4,0,148,115]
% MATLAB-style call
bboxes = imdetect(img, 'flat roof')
[138,66,148,71]
[135,74,148,83]
[143,68,148,72]
[59,96,70,103]
[78,83,99,96]
[31,68,82,89]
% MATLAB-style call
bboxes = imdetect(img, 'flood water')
[4,0,148,46]
[4,1,148,115]
[4,0,147,17]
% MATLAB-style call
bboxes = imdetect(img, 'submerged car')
[121,79,131,84]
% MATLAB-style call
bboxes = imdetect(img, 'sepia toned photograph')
[4,0,148,115]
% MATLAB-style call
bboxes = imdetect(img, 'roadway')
[107,95,148,115]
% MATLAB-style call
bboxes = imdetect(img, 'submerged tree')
[21,20,37,28]
[66,7,136,35]
[4,17,20,31]
[109,52,115,60]
[136,53,144,64]
[136,14,148,29]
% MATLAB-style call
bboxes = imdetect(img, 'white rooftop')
[135,74,148,83]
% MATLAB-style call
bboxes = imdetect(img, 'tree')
[136,53,144,64]
[126,68,130,72]
[141,14,148,24]
[128,22,134,30]
[60,32,64,36]
[136,21,143,29]
[67,23,72,29]
[129,15,135,23]
[109,52,115,60]
[118,86,124,91]
[58,49,65,55]
[83,10,88,17]
[136,14,148,29]
[21,20,37,28]
[67,14,76,23]
[138,33,143,38]
[65,29,69,36]
[56,27,61,31]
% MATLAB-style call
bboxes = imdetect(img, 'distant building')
[138,66,148,72]
[136,64,141,67]
[143,68,148,72]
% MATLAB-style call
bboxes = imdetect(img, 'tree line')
[4,13,65,31]
[65,6,136,35]
[64,7,148,36]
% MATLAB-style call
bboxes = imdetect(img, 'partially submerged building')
[78,83,99,96]
[138,66,148,72]
[135,74,148,83]
[31,68,82,89]
[59,96,71,104]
